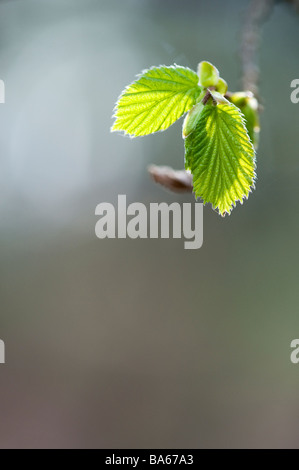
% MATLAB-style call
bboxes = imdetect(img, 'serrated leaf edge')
[189,100,257,216]
[111,64,201,138]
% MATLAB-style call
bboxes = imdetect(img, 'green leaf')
[185,99,256,216]
[111,65,202,137]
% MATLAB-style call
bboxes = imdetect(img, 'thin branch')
[285,0,299,12]
[239,0,274,96]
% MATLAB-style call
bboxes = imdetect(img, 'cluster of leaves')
[111,61,259,216]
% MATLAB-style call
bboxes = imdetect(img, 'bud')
[215,77,228,95]
[197,61,219,88]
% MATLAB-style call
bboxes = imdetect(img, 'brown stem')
[202,90,212,105]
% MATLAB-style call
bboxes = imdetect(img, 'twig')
[240,0,274,96]
[148,165,193,193]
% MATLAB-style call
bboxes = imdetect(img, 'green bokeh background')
[0,0,298,448]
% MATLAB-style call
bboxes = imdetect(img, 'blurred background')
[0,0,298,449]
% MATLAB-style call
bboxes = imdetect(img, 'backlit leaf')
[112,65,202,137]
[185,99,256,215]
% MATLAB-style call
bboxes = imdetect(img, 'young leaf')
[197,61,219,88]
[215,77,228,95]
[182,101,205,138]
[112,65,202,137]
[185,100,256,216]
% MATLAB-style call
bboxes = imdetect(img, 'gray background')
[0,0,299,448]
